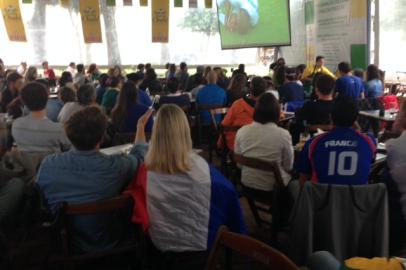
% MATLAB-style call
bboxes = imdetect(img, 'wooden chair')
[207,107,229,163]
[196,104,225,146]
[219,125,242,177]
[195,104,227,162]
[206,226,300,270]
[231,153,285,242]
[48,195,144,269]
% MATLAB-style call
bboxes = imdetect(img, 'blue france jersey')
[297,128,376,185]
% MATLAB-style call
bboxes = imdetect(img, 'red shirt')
[44,69,56,80]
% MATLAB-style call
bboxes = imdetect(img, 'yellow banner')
[204,0,212,8]
[60,0,70,7]
[0,0,27,42]
[350,0,367,19]
[79,0,102,43]
[151,0,169,43]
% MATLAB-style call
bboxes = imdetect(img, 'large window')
[0,0,260,66]
[379,0,406,75]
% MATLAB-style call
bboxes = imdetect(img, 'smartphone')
[149,95,160,110]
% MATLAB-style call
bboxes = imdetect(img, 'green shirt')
[101,88,119,113]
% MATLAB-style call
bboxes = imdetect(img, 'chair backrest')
[58,195,134,256]
[290,182,389,264]
[61,195,133,215]
[198,104,225,111]
[209,107,228,131]
[232,153,284,187]
[206,226,300,270]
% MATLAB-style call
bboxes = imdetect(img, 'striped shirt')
[12,114,71,153]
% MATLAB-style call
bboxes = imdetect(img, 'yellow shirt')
[301,65,336,80]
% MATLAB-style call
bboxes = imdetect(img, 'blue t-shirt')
[124,103,154,133]
[296,127,376,185]
[138,89,152,107]
[365,79,383,98]
[279,82,305,103]
[335,75,365,100]
[196,84,227,125]
[46,99,63,122]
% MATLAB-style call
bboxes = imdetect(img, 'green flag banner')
[174,0,182,7]
[140,0,148,6]
[22,0,32,3]
[106,0,115,6]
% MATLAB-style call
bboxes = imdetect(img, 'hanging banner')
[140,0,148,6]
[106,0,115,6]
[189,0,197,8]
[151,0,169,43]
[123,0,132,6]
[174,0,182,8]
[0,0,27,42]
[204,0,212,8]
[22,0,32,3]
[305,0,368,70]
[79,0,102,43]
[60,0,70,7]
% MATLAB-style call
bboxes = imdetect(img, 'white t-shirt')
[235,122,293,191]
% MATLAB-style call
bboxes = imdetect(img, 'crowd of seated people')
[0,57,405,270]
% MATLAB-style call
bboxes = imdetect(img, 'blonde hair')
[24,66,37,83]
[146,104,193,174]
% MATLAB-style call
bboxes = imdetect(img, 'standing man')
[301,56,336,98]
[335,62,365,101]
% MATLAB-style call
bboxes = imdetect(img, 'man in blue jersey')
[196,70,227,125]
[297,98,376,185]
[335,62,365,101]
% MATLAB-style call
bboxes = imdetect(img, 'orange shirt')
[218,98,255,151]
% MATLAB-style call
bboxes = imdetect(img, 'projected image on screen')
[217,0,291,49]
